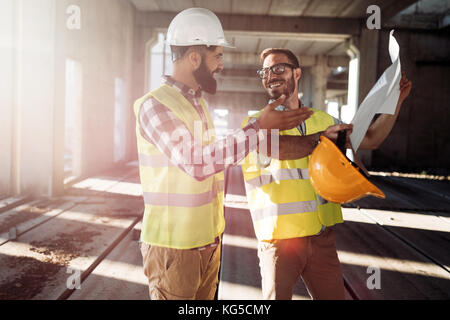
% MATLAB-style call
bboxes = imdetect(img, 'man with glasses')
[241,48,412,300]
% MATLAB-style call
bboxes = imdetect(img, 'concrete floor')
[0,163,449,300]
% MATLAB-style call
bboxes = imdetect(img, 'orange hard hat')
[308,136,385,204]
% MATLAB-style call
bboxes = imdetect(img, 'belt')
[138,236,221,251]
[191,236,221,251]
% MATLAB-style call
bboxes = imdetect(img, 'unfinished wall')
[0,0,14,196]
[56,0,136,179]
[371,28,450,174]
[0,0,136,196]
[1,0,57,196]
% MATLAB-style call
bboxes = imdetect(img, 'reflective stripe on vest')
[143,190,217,207]
[251,200,318,221]
[241,108,343,241]
[134,85,225,249]
[245,168,309,191]
[142,179,224,207]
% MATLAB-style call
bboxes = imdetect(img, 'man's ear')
[188,51,202,70]
[294,67,302,82]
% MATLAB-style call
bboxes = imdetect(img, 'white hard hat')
[167,8,235,48]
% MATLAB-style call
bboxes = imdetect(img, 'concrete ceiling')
[130,0,414,18]
[130,0,421,59]
[386,0,450,29]
[227,32,348,56]
[129,0,431,99]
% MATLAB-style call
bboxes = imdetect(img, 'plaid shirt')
[138,76,261,181]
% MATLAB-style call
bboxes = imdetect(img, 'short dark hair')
[171,45,217,61]
[260,48,300,68]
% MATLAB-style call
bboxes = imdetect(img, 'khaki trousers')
[258,227,345,300]
[140,242,221,300]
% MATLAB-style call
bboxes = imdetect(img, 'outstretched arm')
[262,123,354,160]
[139,94,312,181]
[359,72,412,150]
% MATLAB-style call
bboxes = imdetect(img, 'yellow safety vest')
[133,84,225,249]
[241,108,343,241]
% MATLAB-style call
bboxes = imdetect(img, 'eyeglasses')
[257,63,297,79]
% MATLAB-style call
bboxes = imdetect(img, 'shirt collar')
[271,99,303,111]
[162,76,202,98]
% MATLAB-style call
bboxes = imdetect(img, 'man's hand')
[257,95,313,130]
[323,124,354,148]
[359,72,412,150]
[398,72,412,105]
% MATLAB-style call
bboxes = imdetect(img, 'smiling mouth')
[268,81,284,89]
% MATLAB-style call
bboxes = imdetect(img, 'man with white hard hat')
[134,8,312,300]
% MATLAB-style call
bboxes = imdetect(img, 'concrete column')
[358,29,380,105]
[3,0,57,196]
[344,39,360,123]
[311,55,332,111]
[51,0,70,196]
[129,22,157,161]
[299,67,313,107]
[133,12,158,100]
[343,40,360,161]
[355,29,380,167]
[0,0,15,196]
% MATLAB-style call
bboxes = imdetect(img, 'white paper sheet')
[350,30,401,151]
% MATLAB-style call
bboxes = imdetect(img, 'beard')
[267,73,296,100]
[194,60,217,95]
